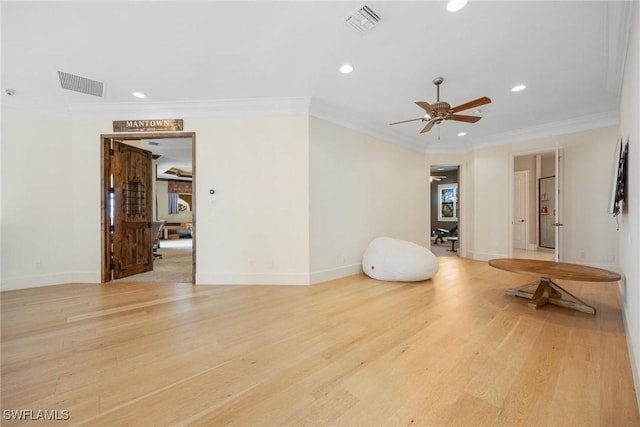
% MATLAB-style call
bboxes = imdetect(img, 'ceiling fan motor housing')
[430,101,452,119]
[388,76,491,133]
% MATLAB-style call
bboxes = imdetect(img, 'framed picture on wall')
[438,183,458,222]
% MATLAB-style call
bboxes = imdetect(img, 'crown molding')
[310,100,620,155]
[309,98,427,153]
[68,97,312,120]
[471,110,619,151]
[605,0,634,95]
[4,94,620,156]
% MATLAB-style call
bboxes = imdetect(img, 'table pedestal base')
[505,278,596,315]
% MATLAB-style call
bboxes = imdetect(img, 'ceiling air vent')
[345,5,381,33]
[57,71,104,97]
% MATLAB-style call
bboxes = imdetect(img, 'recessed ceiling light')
[458,132,467,137]
[132,91,146,98]
[447,0,468,12]
[511,84,526,92]
[339,64,353,74]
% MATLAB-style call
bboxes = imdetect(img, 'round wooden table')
[488,258,621,315]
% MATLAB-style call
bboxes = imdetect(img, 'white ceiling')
[141,138,193,181]
[1,1,630,152]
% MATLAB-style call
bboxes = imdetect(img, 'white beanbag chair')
[362,237,439,282]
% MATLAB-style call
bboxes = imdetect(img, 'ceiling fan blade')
[420,121,435,133]
[389,117,424,125]
[415,101,434,112]
[449,114,482,123]
[451,96,492,113]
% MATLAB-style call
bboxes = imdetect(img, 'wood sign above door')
[113,119,183,132]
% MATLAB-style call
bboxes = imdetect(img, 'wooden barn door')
[108,140,153,279]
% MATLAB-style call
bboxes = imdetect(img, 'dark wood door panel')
[111,140,153,280]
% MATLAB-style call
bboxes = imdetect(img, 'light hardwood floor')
[1,257,638,426]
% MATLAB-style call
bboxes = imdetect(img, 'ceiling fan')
[390,77,491,134]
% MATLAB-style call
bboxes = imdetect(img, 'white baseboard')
[195,272,311,286]
[559,258,619,272]
[470,251,506,261]
[621,288,640,414]
[1,272,74,291]
[195,264,364,286]
[309,263,363,284]
[72,272,102,283]
[2,267,364,289]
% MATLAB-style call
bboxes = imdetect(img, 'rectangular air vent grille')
[57,71,104,97]
[346,5,381,33]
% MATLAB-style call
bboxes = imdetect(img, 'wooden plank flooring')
[1,257,638,426]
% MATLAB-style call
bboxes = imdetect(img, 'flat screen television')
[609,138,629,216]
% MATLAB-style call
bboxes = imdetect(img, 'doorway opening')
[511,151,557,261]
[429,164,460,257]
[101,132,196,283]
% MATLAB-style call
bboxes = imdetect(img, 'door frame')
[101,131,196,283]
[513,170,530,250]
[554,148,564,261]
[428,162,465,257]
[508,148,560,259]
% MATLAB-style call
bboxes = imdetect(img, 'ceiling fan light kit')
[390,77,491,134]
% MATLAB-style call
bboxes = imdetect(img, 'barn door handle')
[147,222,152,228]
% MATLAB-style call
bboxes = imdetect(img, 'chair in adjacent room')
[434,224,457,244]
[151,221,165,260]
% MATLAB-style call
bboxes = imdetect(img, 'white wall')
[190,116,310,285]
[4,111,430,289]
[1,110,75,289]
[540,152,555,177]
[309,117,428,283]
[561,129,620,266]
[65,115,311,286]
[470,126,620,268]
[0,111,625,290]
[69,119,103,283]
[618,1,640,408]
[469,145,512,260]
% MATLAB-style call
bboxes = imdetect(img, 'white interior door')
[554,148,564,261]
[513,171,528,250]
[539,176,556,249]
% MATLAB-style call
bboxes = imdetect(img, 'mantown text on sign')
[113,119,183,132]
